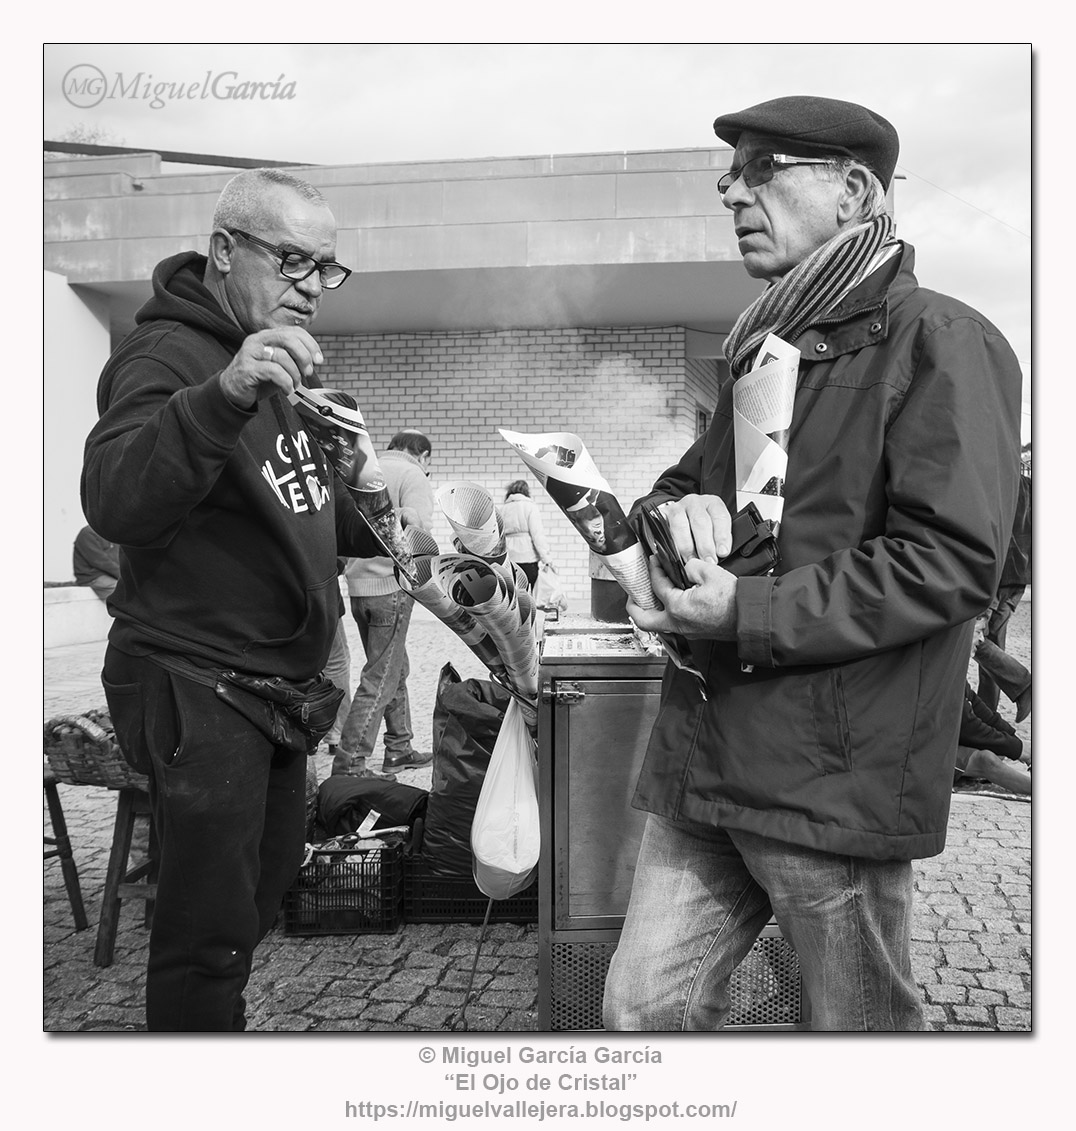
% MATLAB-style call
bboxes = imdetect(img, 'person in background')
[977,466,1031,712]
[499,479,555,589]
[335,430,436,778]
[604,95,1022,1032]
[974,623,1031,724]
[955,618,1030,796]
[322,558,353,757]
[72,524,121,601]
[81,168,380,1031]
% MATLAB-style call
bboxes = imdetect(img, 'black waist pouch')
[149,651,343,755]
[216,670,345,754]
[148,653,345,754]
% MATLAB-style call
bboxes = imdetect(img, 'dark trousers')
[977,585,1026,710]
[102,647,306,1031]
[519,561,540,589]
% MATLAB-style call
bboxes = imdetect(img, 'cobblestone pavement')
[43,602,1031,1033]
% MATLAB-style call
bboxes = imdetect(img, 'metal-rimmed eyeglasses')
[718,154,836,198]
[227,229,352,289]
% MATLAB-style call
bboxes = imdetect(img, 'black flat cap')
[713,95,899,189]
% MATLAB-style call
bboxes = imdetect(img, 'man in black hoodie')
[82,169,381,1031]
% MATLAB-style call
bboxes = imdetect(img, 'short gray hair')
[822,158,890,222]
[212,169,327,233]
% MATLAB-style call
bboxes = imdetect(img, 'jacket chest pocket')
[807,667,853,775]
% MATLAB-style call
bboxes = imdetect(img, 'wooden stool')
[43,768,89,931]
[94,787,158,968]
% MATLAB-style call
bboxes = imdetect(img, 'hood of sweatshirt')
[135,251,246,347]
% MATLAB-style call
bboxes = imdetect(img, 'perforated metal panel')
[549,934,804,1031]
[727,935,804,1027]
[550,941,617,1031]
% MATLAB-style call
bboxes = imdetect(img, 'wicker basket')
[44,709,149,790]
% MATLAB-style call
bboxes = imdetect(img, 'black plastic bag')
[315,775,428,839]
[423,663,509,878]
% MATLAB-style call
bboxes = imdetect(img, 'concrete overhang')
[45,147,765,340]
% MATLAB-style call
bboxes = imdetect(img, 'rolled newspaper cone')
[352,443,386,492]
[350,484,417,585]
[514,583,537,632]
[401,526,440,560]
[289,385,384,491]
[491,560,537,629]
[437,481,507,560]
[289,385,418,583]
[434,555,538,706]
[734,332,798,530]
[494,559,532,594]
[397,547,506,676]
[500,424,706,694]
[397,523,539,719]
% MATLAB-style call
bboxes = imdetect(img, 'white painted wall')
[44,585,113,647]
[44,271,111,580]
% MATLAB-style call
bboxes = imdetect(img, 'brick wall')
[317,327,720,608]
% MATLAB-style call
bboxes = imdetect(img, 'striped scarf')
[724,214,898,377]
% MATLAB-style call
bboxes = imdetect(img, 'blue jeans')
[322,616,351,745]
[335,591,415,772]
[603,813,923,1032]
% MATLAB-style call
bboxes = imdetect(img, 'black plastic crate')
[402,855,538,924]
[284,841,404,936]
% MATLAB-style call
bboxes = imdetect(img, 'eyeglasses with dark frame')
[718,154,836,198]
[226,228,352,289]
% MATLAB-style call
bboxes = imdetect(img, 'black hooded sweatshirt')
[81,252,377,679]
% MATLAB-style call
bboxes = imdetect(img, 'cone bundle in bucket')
[396,484,539,726]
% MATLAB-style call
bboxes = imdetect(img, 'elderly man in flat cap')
[604,96,1022,1031]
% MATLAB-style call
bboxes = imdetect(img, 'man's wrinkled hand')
[659,494,734,563]
[219,328,325,409]
[397,506,421,529]
[626,554,738,641]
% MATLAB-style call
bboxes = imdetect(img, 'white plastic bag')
[534,566,568,613]
[471,696,540,899]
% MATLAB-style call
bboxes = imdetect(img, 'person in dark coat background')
[955,683,1030,796]
[72,524,120,601]
[977,468,1031,712]
[956,614,1030,796]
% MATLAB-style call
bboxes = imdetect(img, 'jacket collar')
[794,242,916,363]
